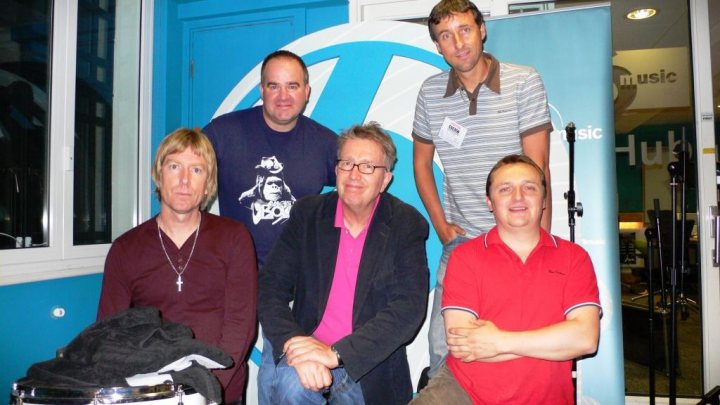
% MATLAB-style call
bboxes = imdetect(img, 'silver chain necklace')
[157,214,201,292]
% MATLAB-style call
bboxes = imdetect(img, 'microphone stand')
[652,199,671,377]
[664,133,699,404]
[645,226,657,405]
[565,122,583,399]
[657,178,678,404]
[565,122,583,242]
[672,134,699,318]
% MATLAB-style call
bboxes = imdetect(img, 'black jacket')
[18,307,232,403]
[259,191,429,404]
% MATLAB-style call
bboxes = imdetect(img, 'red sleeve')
[97,239,133,320]
[441,243,480,318]
[212,222,257,400]
[563,243,601,315]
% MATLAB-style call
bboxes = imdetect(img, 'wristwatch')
[331,345,344,367]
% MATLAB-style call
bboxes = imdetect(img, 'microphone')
[565,122,576,143]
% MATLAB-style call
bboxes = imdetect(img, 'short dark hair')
[486,154,546,198]
[337,122,397,171]
[260,50,309,84]
[428,0,485,42]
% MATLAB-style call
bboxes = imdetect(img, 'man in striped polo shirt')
[412,0,553,381]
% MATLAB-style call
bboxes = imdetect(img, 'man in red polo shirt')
[412,154,601,404]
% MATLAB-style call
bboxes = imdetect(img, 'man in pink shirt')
[258,122,429,404]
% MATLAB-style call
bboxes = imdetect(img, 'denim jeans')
[257,335,274,405]
[257,336,364,405]
[427,235,470,378]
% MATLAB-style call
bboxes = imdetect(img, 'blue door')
[150,0,347,214]
[184,10,305,127]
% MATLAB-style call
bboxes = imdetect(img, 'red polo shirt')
[442,227,601,404]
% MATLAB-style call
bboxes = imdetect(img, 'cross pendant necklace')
[157,214,201,292]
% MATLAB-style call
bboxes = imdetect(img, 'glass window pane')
[74,0,139,245]
[519,0,706,398]
[549,0,704,398]
[0,0,51,250]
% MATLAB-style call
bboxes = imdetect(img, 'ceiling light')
[626,8,657,20]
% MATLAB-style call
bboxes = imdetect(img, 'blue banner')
[484,7,624,403]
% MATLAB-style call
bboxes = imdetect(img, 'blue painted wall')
[1,0,348,399]
[151,0,348,214]
[0,274,103,399]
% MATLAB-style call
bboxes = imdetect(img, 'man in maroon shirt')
[97,128,257,404]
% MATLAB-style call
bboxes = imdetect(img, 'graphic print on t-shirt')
[238,156,296,225]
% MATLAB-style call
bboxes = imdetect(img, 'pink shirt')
[313,197,379,345]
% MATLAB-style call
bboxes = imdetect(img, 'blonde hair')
[151,127,218,210]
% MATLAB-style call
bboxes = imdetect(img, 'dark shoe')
[417,366,431,391]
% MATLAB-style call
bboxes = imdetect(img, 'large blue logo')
[212,22,449,375]
[235,42,446,130]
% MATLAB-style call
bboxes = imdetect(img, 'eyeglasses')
[336,159,387,174]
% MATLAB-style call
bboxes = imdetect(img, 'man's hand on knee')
[291,360,332,392]
[284,336,338,369]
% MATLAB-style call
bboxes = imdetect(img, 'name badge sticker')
[439,117,467,148]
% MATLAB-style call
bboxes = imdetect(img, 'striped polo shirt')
[412,52,552,238]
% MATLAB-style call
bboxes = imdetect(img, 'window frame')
[0,0,154,286]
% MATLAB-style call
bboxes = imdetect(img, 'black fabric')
[171,363,224,403]
[259,192,430,404]
[17,307,232,404]
[417,366,431,391]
